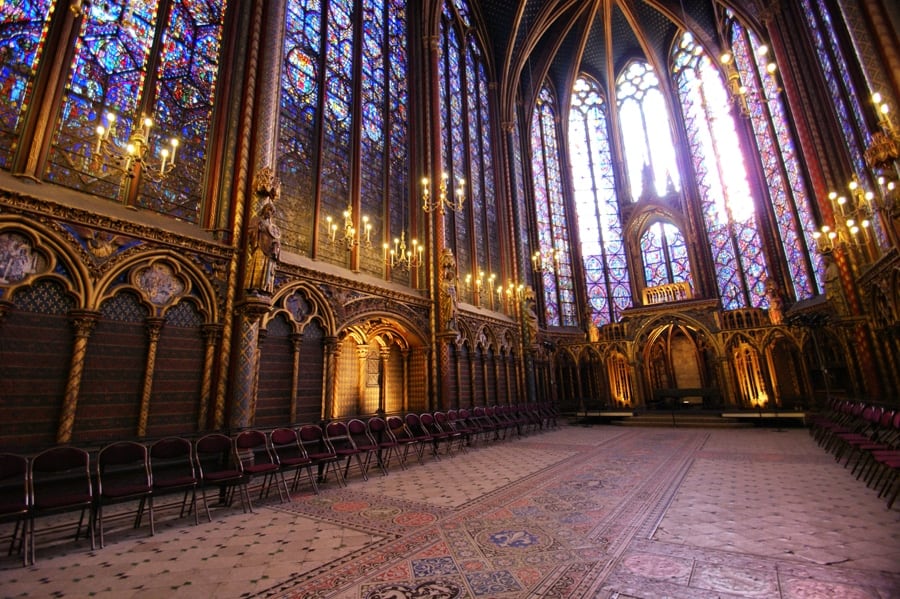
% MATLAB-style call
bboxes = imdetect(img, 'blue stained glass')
[0,0,50,163]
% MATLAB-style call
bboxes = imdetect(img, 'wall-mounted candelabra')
[324,205,372,250]
[422,172,466,214]
[384,231,423,273]
[87,112,179,200]
[719,42,780,118]
[531,247,560,274]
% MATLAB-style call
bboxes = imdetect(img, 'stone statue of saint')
[823,254,848,317]
[246,197,281,295]
[523,285,538,344]
[439,248,458,332]
[765,278,784,325]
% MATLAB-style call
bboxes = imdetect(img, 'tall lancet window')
[44,1,226,223]
[531,84,577,327]
[278,0,408,278]
[727,13,820,299]
[438,0,500,305]
[616,61,680,202]
[568,75,631,325]
[672,32,769,309]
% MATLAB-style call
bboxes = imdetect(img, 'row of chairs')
[808,399,900,509]
[0,403,558,566]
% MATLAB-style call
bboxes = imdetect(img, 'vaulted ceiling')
[472,0,771,121]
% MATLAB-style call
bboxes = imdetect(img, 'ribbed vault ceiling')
[474,0,769,121]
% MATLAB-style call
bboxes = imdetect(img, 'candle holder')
[323,204,371,250]
[86,112,179,197]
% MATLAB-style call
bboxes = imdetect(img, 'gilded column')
[57,311,99,444]
[357,346,369,415]
[137,317,164,437]
[199,324,222,430]
[323,336,339,421]
[290,332,303,423]
[401,348,410,413]
[378,346,390,415]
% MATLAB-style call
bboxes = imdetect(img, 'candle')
[169,138,178,166]
[95,125,105,153]
[159,148,169,174]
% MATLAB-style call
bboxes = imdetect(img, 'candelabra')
[323,205,371,250]
[422,172,466,214]
[531,247,560,274]
[719,42,780,118]
[87,112,179,198]
[383,231,423,272]
[813,178,878,260]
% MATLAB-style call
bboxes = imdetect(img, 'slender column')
[322,337,339,421]
[357,347,369,415]
[137,318,164,437]
[229,296,271,429]
[378,347,390,415]
[251,326,268,423]
[198,324,222,430]
[401,348,410,413]
[290,332,303,423]
[468,349,477,407]
[57,311,99,444]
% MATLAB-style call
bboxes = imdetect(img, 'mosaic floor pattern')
[1,425,899,598]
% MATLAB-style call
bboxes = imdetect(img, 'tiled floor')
[1,424,899,598]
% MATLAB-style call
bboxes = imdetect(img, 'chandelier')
[422,172,466,214]
[323,205,371,250]
[88,112,179,199]
[384,231,423,273]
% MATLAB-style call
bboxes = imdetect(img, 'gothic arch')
[0,218,90,306]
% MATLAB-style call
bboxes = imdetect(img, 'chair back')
[367,416,393,443]
[195,433,241,480]
[233,430,277,471]
[0,453,29,517]
[271,428,310,464]
[149,437,196,489]
[298,424,337,460]
[30,446,93,510]
[347,418,376,449]
[325,421,358,453]
[386,416,415,442]
[96,441,152,498]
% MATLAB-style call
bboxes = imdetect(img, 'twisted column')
[137,318,164,437]
[57,311,99,444]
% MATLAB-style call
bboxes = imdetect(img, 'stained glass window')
[531,84,577,327]
[728,15,821,299]
[640,221,691,288]
[801,0,888,249]
[672,32,768,309]
[616,62,680,202]
[278,0,408,278]
[43,0,225,223]
[279,0,322,255]
[568,75,631,325]
[439,1,499,308]
[0,0,55,169]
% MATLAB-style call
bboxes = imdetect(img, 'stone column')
[57,311,98,444]
[199,324,222,430]
[290,332,303,423]
[229,296,272,429]
[322,336,339,421]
